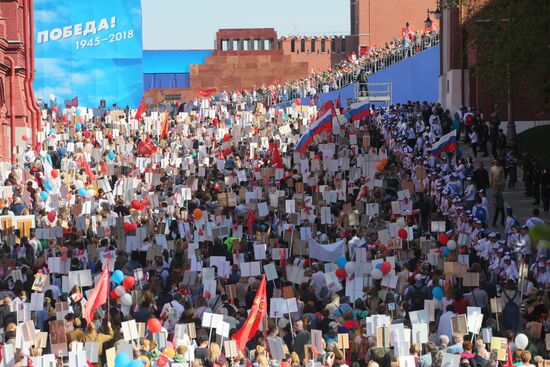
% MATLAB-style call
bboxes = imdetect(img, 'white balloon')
[121,293,133,306]
[515,333,529,350]
[75,179,84,189]
[371,268,384,280]
[345,262,356,275]
[447,240,457,251]
[114,285,126,297]
[396,217,407,228]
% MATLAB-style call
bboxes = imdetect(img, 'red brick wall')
[352,0,438,48]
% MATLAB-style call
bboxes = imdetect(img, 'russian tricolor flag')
[350,100,371,121]
[431,130,458,158]
[295,110,333,153]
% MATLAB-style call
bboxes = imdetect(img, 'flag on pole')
[77,155,97,183]
[295,110,333,154]
[269,142,283,169]
[160,113,169,138]
[135,97,146,120]
[232,275,267,352]
[82,261,109,324]
[430,130,457,159]
[350,100,371,121]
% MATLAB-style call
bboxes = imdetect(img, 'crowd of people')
[208,29,439,106]
[1,23,549,367]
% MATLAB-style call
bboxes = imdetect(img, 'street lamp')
[425,0,442,27]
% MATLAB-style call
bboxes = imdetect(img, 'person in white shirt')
[526,208,544,229]
[464,178,476,210]
[160,293,185,321]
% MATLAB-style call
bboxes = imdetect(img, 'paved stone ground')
[458,141,550,237]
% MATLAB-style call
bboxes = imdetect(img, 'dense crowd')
[0,94,549,367]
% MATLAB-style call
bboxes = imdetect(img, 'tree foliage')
[465,0,550,108]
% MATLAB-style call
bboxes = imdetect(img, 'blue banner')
[34,0,143,108]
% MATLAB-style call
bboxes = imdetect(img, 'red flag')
[77,156,97,183]
[232,275,267,352]
[135,97,146,120]
[137,138,158,157]
[160,113,169,138]
[199,88,217,98]
[319,100,336,118]
[247,209,256,236]
[269,142,283,169]
[82,261,109,324]
[336,95,342,110]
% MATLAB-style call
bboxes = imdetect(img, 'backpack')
[502,290,519,331]
[411,284,425,310]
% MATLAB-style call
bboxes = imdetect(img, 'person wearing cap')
[499,255,518,281]
[535,262,550,286]
[67,317,85,344]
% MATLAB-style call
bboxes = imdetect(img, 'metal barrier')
[357,82,392,107]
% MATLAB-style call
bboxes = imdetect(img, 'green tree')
[466,0,550,110]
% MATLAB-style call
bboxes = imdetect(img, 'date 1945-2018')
[75,30,134,50]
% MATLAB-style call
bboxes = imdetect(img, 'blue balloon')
[375,263,382,270]
[39,191,49,200]
[76,123,82,131]
[226,119,232,126]
[112,269,125,284]
[44,181,53,191]
[108,151,116,161]
[114,352,131,367]
[441,247,451,257]
[127,360,144,367]
[336,256,347,269]
[49,128,55,135]
[78,187,87,197]
[432,286,444,300]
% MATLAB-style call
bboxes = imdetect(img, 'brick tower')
[0,0,41,169]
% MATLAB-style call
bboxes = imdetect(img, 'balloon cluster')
[371,260,392,280]
[438,234,457,257]
[131,199,147,211]
[110,270,135,306]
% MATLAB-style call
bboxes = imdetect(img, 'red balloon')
[123,222,131,233]
[335,268,346,279]
[47,212,56,223]
[295,98,301,106]
[147,318,162,333]
[110,289,120,300]
[223,133,231,142]
[380,261,392,275]
[439,233,448,245]
[131,199,141,210]
[51,169,59,179]
[21,135,28,142]
[398,228,408,240]
[138,202,146,211]
[122,276,135,290]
